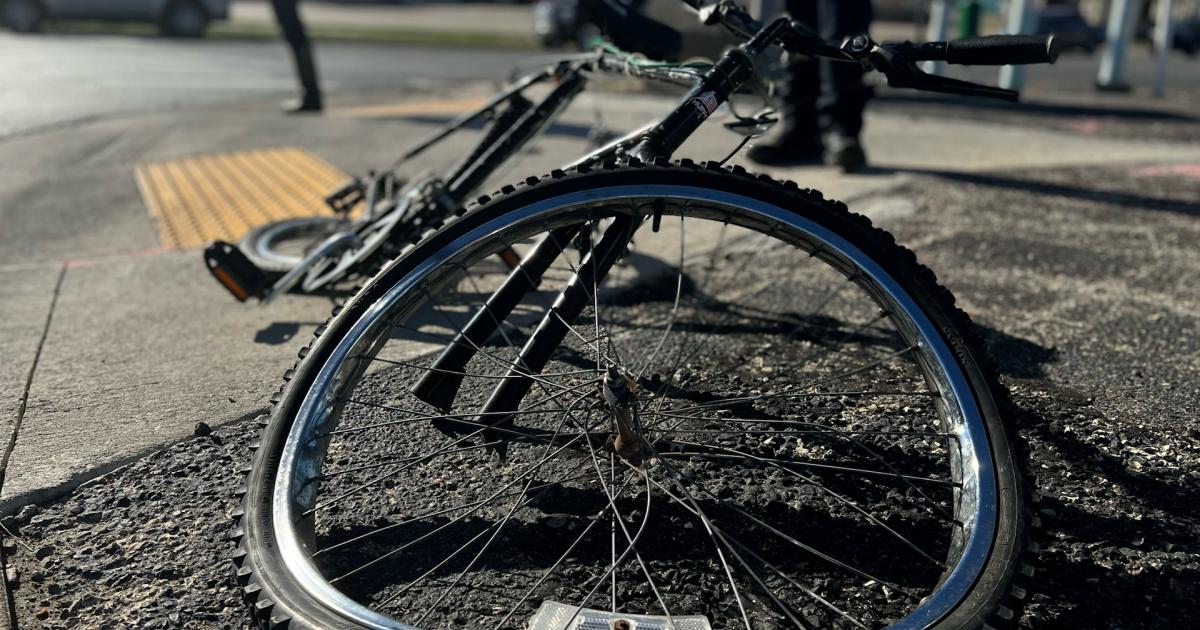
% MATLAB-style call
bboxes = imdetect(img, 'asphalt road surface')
[0,33,531,138]
[3,29,1197,140]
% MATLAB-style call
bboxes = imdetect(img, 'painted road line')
[134,147,352,250]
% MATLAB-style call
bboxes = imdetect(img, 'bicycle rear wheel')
[239,217,351,273]
[233,161,1035,630]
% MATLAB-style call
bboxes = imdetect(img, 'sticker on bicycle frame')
[689,91,720,120]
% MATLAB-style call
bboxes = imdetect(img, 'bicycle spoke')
[654,345,919,418]
[635,213,686,381]
[659,440,949,566]
[319,379,600,440]
[311,439,503,482]
[403,400,581,620]
[330,400,603,584]
[630,442,752,629]
[268,192,999,629]
[314,471,596,558]
[491,471,640,629]
[634,465,867,629]
[359,355,598,380]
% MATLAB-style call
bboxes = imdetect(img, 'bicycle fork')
[410,20,787,453]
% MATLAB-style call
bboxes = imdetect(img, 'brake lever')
[848,36,1019,102]
[905,73,1019,101]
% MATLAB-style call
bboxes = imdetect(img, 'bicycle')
[231,1,1058,628]
[204,44,630,303]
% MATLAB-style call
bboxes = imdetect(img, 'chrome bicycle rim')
[245,217,350,270]
[272,185,997,630]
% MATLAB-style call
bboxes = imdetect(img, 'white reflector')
[527,600,713,630]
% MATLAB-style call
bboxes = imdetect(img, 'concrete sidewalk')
[2,85,1199,513]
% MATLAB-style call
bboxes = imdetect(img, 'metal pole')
[998,0,1037,90]
[1098,0,1142,90]
[924,0,952,75]
[1153,0,1176,97]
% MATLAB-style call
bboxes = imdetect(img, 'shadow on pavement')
[858,166,1200,217]
[977,325,1059,380]
[876,93,1200,124]
[967,314,1199,626]
[1013,387,1200,628]
[255,319,338,345]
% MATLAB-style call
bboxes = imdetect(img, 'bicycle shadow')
[1005,378,1200,627]
[976,324,1059,380]
[319,480,948,615]
[932,321,1200,625]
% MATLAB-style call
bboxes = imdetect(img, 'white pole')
[998,0,1038,91]
[924,0,952,75]
[1153,0,1176,97]
[1098,0,1142,90]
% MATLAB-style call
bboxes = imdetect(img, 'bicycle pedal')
[204,241,270,302]
[324,178,365,215]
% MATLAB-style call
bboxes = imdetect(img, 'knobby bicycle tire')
[232,160,1037,630]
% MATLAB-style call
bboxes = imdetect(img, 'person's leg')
[816,0,873,170]
[747,0,823,165]
[270,0,322,113]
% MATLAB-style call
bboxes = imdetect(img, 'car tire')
[161,0,208,38]
[0,0,44,33]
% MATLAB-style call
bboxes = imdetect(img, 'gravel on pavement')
[5,162,1199,629]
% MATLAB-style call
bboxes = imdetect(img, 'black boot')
[282,91,322,114]
[746,135,825,166]
[283,47,322,114]
[822,132,868,173]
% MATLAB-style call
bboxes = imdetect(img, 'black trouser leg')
[784,0,873,138]
[270,0,321,106]
[780,0,819,144]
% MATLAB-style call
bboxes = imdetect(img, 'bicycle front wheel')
[233,161,1035,630]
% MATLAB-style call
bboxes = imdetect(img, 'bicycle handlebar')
[671,0,1058,102]
[924,34,1060,66]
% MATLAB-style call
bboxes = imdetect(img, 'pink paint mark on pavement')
[1128,164,1200,181]
[1068,117,1102,134]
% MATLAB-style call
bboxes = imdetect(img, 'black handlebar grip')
[945,34,1059,65]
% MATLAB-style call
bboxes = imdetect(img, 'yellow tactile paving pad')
[134,147,350,250]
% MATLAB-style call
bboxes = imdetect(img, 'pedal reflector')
[204,241,269,302]
[528,601,712,630]
[498,246,522,270]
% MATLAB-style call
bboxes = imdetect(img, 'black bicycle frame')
[409,22,788,435]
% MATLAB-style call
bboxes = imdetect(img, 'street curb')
[39,19,541,50]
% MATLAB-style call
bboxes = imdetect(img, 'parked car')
[1036,5,1104,54]
[0,0,229,37]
